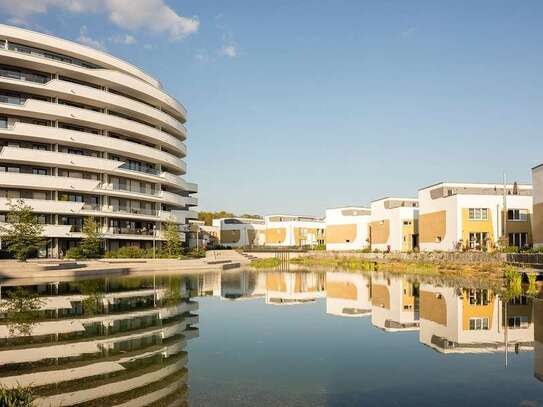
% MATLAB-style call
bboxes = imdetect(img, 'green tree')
[80,217,102,259]
[2,287,44,337]
[198,211,235,226]
[0,199,44,261]
[163,218,182,257]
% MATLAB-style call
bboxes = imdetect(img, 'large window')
[468,289,489,306]
[508,316,528,329]
[468,232,489,249]
[507,209,528,221]
[468,208,488,220]
[469,317,489,331]
[0,116,6,128]
[509,232,528,248]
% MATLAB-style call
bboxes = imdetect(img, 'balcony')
[104,183,159,197]
[110,206,158,217]
[119,162,160,176]
[109,227,155,236]
[0,66,49,84]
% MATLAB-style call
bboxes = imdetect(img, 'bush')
[312,244,326,251]
[105,247,150,259]
[66,246,85,259]
[501,246,520,254]
[0,385,34,406]
[187,248,206,258]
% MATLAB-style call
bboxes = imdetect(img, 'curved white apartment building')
[0,24,197,257]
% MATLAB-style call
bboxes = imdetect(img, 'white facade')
[371,275,420,332]
[532,165,543,249]
[325,272,372,317]
[264,214,325,247]
[212,217,266,248]
[325,206,371,251]
[418,182,533,251]
[0,24,197,257]
[369,198,419,252]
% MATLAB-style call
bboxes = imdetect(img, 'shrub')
[312,244,326,251]
[105,247,149,259]
[500,246,520,254]
[66,246,85,259]
[0,385,34,406]
[187,248,206,258]
[251,257,281,268]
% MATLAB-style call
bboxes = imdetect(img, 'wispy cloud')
[0,0,199,40]
[77,25,106,50]
[401,27,417,38]
[220,44,237,58]
[109,33,137,45]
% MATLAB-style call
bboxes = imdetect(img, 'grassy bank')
[250,257,281,268]
[289,255,510,278]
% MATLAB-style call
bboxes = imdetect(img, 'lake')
[0,268,541,406]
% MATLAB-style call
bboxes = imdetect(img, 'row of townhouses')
[211,174,543,252]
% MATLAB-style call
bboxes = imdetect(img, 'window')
[468,208,488,220]
[511,296,528,305]
[507,209,528,221]
[32,168,47,175]
[0,116,6,128]
[469,232,488,249]
[468,289,489,306]
[469,317,489,330]
[509,233,528,248]
[508,316,528,329]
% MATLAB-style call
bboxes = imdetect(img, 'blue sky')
[1,0,542,216]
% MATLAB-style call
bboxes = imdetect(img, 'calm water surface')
[0,268,541,406]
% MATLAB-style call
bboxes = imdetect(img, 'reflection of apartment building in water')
[212,217,266,248]
[535,295,543,382]
[532,165,543,248]
[418,182,533,252]
[325,207,371,251]
[326,272,372,317]
[265,215,325,247]
[0,275,198,405]
[370,275,420,332]
[419,284,534,353]
[220,270,267,300]
[265,272,326,305]
[0,25,197,256]
[369,198,419,252]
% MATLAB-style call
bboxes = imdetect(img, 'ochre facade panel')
[419,211,446,244]
[326,224,357,244]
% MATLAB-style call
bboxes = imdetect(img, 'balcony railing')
[109,227,155,236]
[102,183,158,196]
[118,162,160,176]
[0,66,49,84]
[111,206,158,216]
[82,203,101,211]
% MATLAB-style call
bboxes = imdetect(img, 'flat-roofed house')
[264,215,325,247]
[325,206,371,251]
[212,217,266,248]
[532,164,543,249]
[369,198,419,252]
[418,182,533,252]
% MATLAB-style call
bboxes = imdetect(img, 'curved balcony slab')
[0,48,187,121]
[0,99,186,153]
[160,172,197,192]
[0,77,186,139]
[0,122,186,171]
[0,171,101,192]
[0,197,83,213]
[0,24,159,87]
[160,191,198,208]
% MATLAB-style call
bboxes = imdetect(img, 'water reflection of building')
[221,270,266,300]
[419,284,534,354]
[535,295,543,382]
[370,275,420,332]
[326,272,372,317]
[0,275,198,406]
[265,272,326,305]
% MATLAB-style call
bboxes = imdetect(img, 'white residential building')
[325,206,371,251]
[212,217,266,248]
[369,197,419,252]
[532,164,543,249]
[0,24,197,257]
[325,272,372,317]
[264,215,325,247]
[418,182,533,251]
